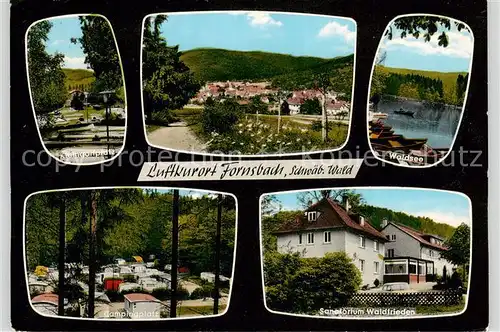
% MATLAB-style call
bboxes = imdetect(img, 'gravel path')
[148,122,207,152]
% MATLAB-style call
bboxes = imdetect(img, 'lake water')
[375,99,462,149]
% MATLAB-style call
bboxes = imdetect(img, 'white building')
[123,293,162,320]
[274,197,388,287]
[381,221,455,283]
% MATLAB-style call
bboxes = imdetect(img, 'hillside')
[374,65,468,105]
[62,68,95,91]
[180,48,353,85]
[357,205,456,239]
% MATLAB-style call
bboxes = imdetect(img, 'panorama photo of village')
[261,188,471,317]
[26,15,126,164]
[25,188,236,319]
[142,12,356,155]
[368,15,473,167]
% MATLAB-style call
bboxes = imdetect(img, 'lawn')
[415,302,466,315]
[177,305,227,316]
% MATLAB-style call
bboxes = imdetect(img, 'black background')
[10,0,488,330]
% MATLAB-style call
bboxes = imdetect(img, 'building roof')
[274,198,388,241]
[32,293,58,305]
[124,293,160,303]
[387,222,449,251]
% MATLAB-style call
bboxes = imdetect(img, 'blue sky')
[156,12,356,58]
[378,18,473,72]
[41,16,88,69]
[270,188,471,227]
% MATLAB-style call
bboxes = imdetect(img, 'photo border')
[140,10,357,157]
[22,186,239,321]
[24,13,129,166]
[365,13,475,168]
[258,186,472,320]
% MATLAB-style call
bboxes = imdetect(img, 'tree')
[441,223,470,279]
[202,99,243,134]
[71,16,123,93]
[142,15,201,122]
[70,92,84,110]
[297,189,364,211]
[300,98,321,115]
[264,251,362,314]
[27,20,67,126]
[385,16,469,48]
[313,73,334,142]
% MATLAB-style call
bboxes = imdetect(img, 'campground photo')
[25,188,236,319]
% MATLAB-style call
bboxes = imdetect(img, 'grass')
[415,302,466,315]
[177,305,227,316]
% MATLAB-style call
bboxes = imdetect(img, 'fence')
[348,291,463,307]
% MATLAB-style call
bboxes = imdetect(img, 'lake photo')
[368,15,473,167]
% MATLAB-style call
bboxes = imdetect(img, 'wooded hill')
[63,68,95,91]
[373,65,468,105]
[180,48,354,94]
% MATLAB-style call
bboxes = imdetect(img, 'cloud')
[51,39,67,46]
[409,210,471,228]
[380,28,473,59]
[246,12,283,28]
[318,21,356,43]
[63,56,89,70]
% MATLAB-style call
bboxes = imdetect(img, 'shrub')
[122,274,137,283]
[189,283,221,300]
[201,99,243,134]
[374,278,380,287]
[150,110,176,125]
[264,251,361,314]
[310,120,323,132]
[151,287,170,301]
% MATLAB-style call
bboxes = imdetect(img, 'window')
[391,234,396,241]
[359,236,366,248]
[359,259,365,273]
[373,261,379,274]
[418,262,426,276]
[429,250,434,258]
[307,232,314,244]
[386,248,395,257]
[324,231,331,243]
[307,211,320,221]
[384,260,408,275]
[298,233,303,245]
[409,260,417,274]
[374,240,379,252]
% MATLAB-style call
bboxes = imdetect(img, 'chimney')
[382,219,388,228]
[342,195,350,213]
[307,200,313,207]
[359,216,365,227]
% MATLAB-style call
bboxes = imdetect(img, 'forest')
[371,65,469,106]
[26,189,237,277]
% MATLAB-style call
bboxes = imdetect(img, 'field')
[167,108,349,154]
[63,68,95,90]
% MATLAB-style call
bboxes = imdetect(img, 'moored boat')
[394,109,415,117]
[371,135,427,152]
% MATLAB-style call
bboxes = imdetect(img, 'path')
[148,122,207,152]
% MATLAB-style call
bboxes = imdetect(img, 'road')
[148,122,207,152]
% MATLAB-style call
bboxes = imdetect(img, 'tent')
[132,256,143,263]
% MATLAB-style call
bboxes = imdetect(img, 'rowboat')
[371,136,428,152]
[394,109,415,117]
[370,129,395,139]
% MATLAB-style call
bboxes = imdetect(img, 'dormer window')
[306,211,321,221]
